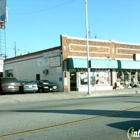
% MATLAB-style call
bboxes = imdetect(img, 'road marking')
[0,105,140,138]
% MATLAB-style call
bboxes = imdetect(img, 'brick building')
[4,35,140,92]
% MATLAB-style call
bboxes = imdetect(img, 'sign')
[49,56,61,67]
[133,54,140,61]
[0,0,7,23]
[57,67,62,73]
[0,60,3,72]
[38,58,49,66]
[59,76,62,82]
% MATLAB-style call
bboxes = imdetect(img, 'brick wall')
[61,35,140,60]
[61,35,140,92]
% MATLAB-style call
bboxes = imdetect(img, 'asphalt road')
[0,93,140,140]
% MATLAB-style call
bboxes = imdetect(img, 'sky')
[3,0,140,58]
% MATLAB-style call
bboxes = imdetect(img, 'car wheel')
[39,88,43,93]
[0,92,4,95]
[0,90,4,95]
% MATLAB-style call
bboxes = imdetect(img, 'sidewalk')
[65,87,140,98]
[0,88,139,104]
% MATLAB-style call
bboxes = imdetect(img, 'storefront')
[67,58,140,91]
[67,58,116,91]
[115,60,140,89]
[77,69,112,91]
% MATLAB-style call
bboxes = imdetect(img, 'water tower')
[0,0,8,60]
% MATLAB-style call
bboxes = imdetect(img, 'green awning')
[90,59,118,69]
[67,58,140,69]
[117,60,140,69]
[67,58,87,69]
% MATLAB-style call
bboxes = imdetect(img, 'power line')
[10,0,75,15]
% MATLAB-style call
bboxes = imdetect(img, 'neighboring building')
[4,35,140,92]
[4,46,63,91]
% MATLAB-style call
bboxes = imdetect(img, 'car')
[0,77,20,94]
[18,81,38,93]
[34,80,57,93]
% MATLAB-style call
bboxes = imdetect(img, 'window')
[79,70,110,86]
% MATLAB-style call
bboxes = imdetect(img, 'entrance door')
[36,74,40,80]
[70,72,77,91]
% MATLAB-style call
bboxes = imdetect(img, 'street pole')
[85,0,91,94]
[14,42,16,57]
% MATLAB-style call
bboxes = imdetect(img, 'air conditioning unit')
[43,69,49,75]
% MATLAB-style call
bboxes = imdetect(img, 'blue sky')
[4,0,140,58]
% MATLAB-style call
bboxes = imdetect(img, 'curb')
[0,88,139,104]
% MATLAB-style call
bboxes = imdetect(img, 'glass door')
[70,72,77,91]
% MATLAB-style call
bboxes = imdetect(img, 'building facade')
[61,35,140,92]
[4,35,140,92]
[4,46,63,91]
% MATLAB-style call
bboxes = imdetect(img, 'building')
[4,35,140,92]
[4,46,63,91]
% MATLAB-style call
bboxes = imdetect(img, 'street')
[0,93,140,140]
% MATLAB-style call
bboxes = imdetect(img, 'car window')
[34,81,38,84]
[2,78,17,83]
[24,81,32,84]
[39,81,43,84]
[31,81,37,84]
[42,80,52,84]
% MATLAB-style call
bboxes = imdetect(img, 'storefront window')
[95,70,110,86]
[79,70,110,86]
[80,72,89,85]
[117,71,123,80]
[137,71,140,83]
[117,70,125,83]
[123,71,129,81]
[117,70,130,82]
[116,70,133,88]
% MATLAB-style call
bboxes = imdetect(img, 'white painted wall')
[4,53,63,91]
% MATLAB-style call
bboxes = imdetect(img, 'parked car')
[18,81,38,93]
[34,80,57,93]
[0,77,19,94]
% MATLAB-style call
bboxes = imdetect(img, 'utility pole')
[85,0,91,94]
[14,42,16,57]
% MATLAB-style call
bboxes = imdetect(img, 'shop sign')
[50,56,61,67]
[38,58,49,66]
[0,60,3,72]
[43,50,61,58]
[133,53,140,61]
